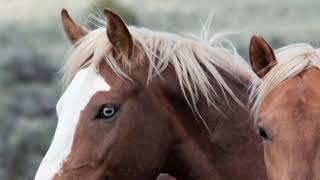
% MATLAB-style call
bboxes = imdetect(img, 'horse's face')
[35,9,176,180]
[53,66,174,180]
[259,68,320,180]
[250,36,320,179]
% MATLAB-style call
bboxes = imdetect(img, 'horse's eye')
[96,105,119,120]
[258,127,271,140]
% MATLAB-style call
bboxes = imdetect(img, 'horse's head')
[250,35,320,179]
[35,9,181,180]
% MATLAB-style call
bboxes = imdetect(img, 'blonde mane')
[250,43,320,120]
[62,21,256,112]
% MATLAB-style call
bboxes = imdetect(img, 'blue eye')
[96,105,119,120]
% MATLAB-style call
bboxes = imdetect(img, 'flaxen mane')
[250,43,320,120]
[62,16,256,112]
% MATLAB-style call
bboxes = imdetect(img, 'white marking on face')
[34,68,110,180]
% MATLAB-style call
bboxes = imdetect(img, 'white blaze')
[34,68,110,180]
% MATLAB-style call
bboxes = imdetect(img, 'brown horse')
[250,35,320,179]
[35,9,266,180]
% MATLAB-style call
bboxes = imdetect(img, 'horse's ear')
[104,9,133,57]
[249,35,277,78]
[61,9,87,44]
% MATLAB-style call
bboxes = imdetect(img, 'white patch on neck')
[34,68,110,180]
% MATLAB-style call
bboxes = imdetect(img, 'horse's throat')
[163,139,222,180]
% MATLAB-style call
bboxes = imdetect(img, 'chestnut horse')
[35,9,266,180]
[250,35,320,179]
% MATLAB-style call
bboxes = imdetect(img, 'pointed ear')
[249,35,277,78]
[61,8,87,44]
[104,9,133,57]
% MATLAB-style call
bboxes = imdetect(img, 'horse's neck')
[166,73,266,180]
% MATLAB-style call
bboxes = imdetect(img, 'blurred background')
[0,0,319,179]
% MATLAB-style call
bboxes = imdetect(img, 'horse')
[35,8,266,180]
[249,35,320,179]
